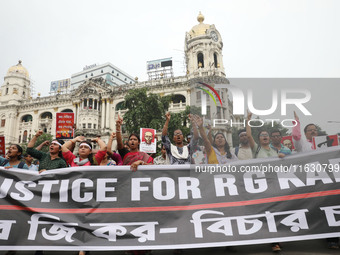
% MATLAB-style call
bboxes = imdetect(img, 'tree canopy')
[122,88,172,134]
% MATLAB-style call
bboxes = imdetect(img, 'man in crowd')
[23,153,39,171]
[162,112,198,165]
[292,111,318,152]
[270,130,292,155]
[154,145,168,165]
[232,129,253,160]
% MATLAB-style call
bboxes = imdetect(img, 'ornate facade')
[0,13,233,150]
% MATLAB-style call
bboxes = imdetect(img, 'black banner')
[1,147,340,250]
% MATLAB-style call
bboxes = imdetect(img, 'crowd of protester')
[0,110,337,254]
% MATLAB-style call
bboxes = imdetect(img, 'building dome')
[7,60,29,78]
[188,12,211,38]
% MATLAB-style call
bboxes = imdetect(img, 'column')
[105,99,110,129]
[101,99,106,130]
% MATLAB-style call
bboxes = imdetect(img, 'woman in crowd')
[246,112,285,159]
[246,111,284,252]
[27,130,67,173]
[0,144,28,169]
[193,115,238,164]
[61,136,107,167]
[115,115,153,171]
[62,136,106,255]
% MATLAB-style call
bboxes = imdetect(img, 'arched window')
[116,101,127,111]
[197,53,204,68]
[41,112,52,119]
[23,130,28,143]
[214,52,218,68]
[172,94,186,104]
[21,115,33,122]
[61,109,73,113]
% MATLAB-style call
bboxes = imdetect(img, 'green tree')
[123,88,172,134]
[22,133,53,153]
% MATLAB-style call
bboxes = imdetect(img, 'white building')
[71,62,135,90]
[0,13,233,151]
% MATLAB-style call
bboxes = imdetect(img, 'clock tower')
[185,12,225,78]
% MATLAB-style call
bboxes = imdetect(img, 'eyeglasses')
[271,135,281,138]
[307,129,317,132]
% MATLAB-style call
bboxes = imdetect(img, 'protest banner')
[313,135,339,150]
[56,113,74,139]
[140,128,156,153]
[1,147,340,251]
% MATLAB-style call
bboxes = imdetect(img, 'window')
[125,78,127,81]
[23,130,28,143]
[117,73,119,76]
[6,88,9,95]
[217,106,222,119]
[18,135,21,143]
[93,124,96,129]
[214,52,218,68]
[197,53,204,68]
[91,73,93,76]
[101,70,103,73]
[88,123,92,129]
[1,119,5,127]
[112,70,114,73]
[83,124,86,129]
[206,106,211,120]
[196,91,201,101]
[85,75,88,78]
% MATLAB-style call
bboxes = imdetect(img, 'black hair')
[79,141,95,165]
[212,132,232,159]
[304,124,316,134]
[257,130,269,140]
[52,139,67,164]
[238,129,246,136]
[128,133,140,143]
[12,144,23,160]
[270,130,281,137]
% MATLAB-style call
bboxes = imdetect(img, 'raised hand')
[110,132,116,140]
[247,110,252,120]
[165,112,171,121]
[35,130,43,137]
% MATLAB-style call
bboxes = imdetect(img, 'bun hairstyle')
[212,133,232,159]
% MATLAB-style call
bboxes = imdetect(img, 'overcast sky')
[1,0,339,133]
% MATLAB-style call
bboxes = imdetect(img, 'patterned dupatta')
[123,151,152,165]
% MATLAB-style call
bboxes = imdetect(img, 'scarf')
[170,144,189,159]
[73,157,89,166]
[123,151,151,165]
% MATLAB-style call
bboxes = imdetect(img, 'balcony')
[19,121,32,129]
